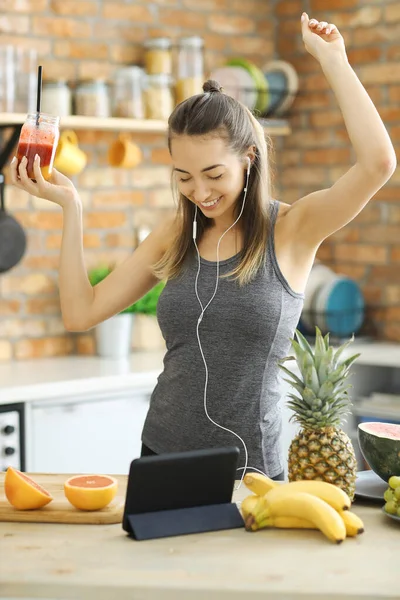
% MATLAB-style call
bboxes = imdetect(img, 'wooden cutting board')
[0,472,128,524]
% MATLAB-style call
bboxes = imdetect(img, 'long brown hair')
[152,79,274,286]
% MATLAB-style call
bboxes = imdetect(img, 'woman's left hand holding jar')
[10,155,79,209]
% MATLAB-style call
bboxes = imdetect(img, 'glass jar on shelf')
[144,38,172,75]
[74,79,110,118]
[176,36,204,104]
[111,66,145,119]
[144,74,174,120]
[42,80,72,117]
[15,47,37,114]
[0,45,15,112]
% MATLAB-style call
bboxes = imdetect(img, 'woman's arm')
[287,14,396,246]
[10,156,172,332]
[60,200,170,331]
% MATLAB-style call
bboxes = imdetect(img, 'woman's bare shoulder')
[273,199,292,220]
[151,212,178,252]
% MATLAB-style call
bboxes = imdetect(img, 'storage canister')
[112,67,145,119]
[144,38,172,75]
[176,36,204,104]
[74,79,110,118]
[144,74,174,120]
[42,80,72,117]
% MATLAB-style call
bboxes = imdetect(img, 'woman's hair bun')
[203,79,223,94]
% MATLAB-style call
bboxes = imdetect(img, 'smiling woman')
[152,78,273,287]
[9,14,396,484]
[176,160,230,212]
[174,161,226,209]
[140,78,303,481]
[173,159,227,212]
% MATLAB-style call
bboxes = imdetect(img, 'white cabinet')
[28,391,151,474]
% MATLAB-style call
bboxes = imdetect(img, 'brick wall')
[273,0,400,341]
[0,0,274,360]
[0,0,398,361]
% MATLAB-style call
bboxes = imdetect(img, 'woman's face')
[170,135,248,224]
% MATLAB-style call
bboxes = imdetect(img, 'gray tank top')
[141,200,304,477]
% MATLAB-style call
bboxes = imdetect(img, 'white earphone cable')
[193,160,268,490]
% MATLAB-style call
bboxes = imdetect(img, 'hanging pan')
[0,173,27,273]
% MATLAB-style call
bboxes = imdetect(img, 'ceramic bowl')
[314,276,364,336]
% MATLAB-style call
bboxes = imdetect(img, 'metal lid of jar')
[144,37,172,49]
[145,73,174,85]
[26,113,60,126]
[179,36,204,48]
[114,66,145,80]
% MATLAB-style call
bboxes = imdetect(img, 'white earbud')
[246,156,251,176]
[192,205,198,240]
[244,157,251,193]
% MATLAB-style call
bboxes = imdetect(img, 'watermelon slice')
[358,422,400,482]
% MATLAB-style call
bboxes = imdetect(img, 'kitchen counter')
[0,350,165,405]
[0,478,398,600]
[1,340,400,403]
[1,341,400,407]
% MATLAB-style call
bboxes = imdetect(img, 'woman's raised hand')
[301,12,347,63]
[10,154,80,208]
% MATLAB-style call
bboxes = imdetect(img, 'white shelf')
[0,113,291,136]
[0,113,167,133]
[63,115,167,133]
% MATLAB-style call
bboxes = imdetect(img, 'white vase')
[95,313,134,358]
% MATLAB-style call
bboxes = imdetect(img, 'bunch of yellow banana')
[240,473,364,544]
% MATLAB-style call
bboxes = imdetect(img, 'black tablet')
[122,445,240,535]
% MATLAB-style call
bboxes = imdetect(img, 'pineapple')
[279,327,360,500]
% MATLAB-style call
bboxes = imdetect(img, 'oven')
[0,402,25,472]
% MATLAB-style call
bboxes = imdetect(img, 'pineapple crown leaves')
[279,327,360,384]
[278,327,361,429]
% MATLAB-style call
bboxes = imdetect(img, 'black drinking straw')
[36,65,42,128]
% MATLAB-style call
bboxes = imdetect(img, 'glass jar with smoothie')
[16,113,60,181]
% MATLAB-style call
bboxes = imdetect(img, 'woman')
[11,14,396,481]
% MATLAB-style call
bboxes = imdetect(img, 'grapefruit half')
[64,474,118,511]
[4,467,53,510]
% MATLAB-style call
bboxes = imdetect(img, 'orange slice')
[64,474,118,511]
[4,467,53,510]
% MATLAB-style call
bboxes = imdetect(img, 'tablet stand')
[126,501,244,540]
[122,446,245,541]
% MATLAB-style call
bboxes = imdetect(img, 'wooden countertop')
[0,477,398,600]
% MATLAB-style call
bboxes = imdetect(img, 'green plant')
[88,265,165,316]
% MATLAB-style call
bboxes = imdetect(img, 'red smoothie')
[16,113,60,181]
[16,140,55,181]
